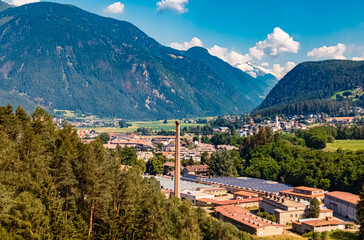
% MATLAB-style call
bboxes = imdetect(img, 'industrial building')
[280,186,325,202]
[212,197,262,209]
[233,191,259,199]
[215,205,285,237]
[292,217,350,233]
[324,191,360,222]
[180,190,214,205]
[259,194,333,225]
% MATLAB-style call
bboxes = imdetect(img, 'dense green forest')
[203,127,364,194]
[0,105,254,239]
[254,60,364,116]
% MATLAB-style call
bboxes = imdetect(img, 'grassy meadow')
[324,139,364,152]
[80,120,207,133]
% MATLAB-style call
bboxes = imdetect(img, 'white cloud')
[169,37,203,51]
[157,0,188,13]
[270,62,296,79]
[249,27,300,60]
[104,2,125,14]
[352,57,364,61]
[8,0,39,6]
[307,43,346,60]
[169,37,294,79]
[208,45,252,66]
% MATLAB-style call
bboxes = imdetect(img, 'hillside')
[0,1,10,12]
[0,2,267,120]
[183,47,268,97]
[253,60,364,116]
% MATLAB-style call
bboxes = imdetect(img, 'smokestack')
[174,120,181,198]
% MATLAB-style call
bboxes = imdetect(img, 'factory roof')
[215,205,284,229]
[325,191,360,205]
[205,177,292,193]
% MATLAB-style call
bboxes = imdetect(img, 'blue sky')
[6,0,364,78]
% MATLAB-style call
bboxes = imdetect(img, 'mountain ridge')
[253,60,364,116]
[0,2,269,119]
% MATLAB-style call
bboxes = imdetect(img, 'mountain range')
[0,1,274,120]
[254,60,364,116]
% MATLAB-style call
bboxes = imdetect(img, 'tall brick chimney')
[174,120,181,198]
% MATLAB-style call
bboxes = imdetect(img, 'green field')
[324,139,364,152]
[331,88,363,100]
[54,109,98,120]
[79,120,207,133]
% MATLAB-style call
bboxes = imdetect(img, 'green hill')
[0,2,267,120]
[253,60,364,116]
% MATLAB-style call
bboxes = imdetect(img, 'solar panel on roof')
[207,177,292,193]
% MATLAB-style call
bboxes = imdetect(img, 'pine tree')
[307,197,321,218]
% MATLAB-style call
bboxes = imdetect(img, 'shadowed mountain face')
[0,1,10,12]
[254,60,364,116]
[0,2,267,119]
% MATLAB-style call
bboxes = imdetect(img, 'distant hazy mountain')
[234,61,278,93]
[0,0,10,12]
[0,2,268,119]
[253,60,364,116]
[183,47,268,98]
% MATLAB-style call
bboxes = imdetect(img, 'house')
[212,197,262,209]
[215,205,284,236]
[280,186,325,202]
[324,191,360,221]
[196,198,214,207]
[161,188,173,199]
[259,194,333,225]
[233,191,259,199]
[219,127,229,133]
[163,162,175,175]
[292,217,351,234]
[182,165,209,177]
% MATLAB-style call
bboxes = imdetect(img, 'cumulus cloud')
[307,43,346,60]
[104,2,125,14]
[8,0,39,6]
[169,37,203,51]
[249,27,300,60]
[352,57,364,61]
[157,0,188,13]
[270,62,296,79]
[208,45,252,66]
[169,37,294,79]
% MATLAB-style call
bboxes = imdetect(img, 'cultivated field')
[81,120,206,133]
[324,139,364,152]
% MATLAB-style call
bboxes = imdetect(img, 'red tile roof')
[197,198,214,203]
[184,165,208,172]
[280,189,324,198]
[293,186,324,192]
[215,205,284,229]
[325,191,360,205]
[234,191,259,197]
[213,197,262,206]
[301,219,350,227]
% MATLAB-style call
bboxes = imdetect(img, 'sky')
[4,0,364,79]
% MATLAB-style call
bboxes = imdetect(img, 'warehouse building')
[215,205,284,237]
[324,191,360,222]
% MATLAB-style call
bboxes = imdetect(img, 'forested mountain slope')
[254,60,364,116]
[0,2,267,119]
